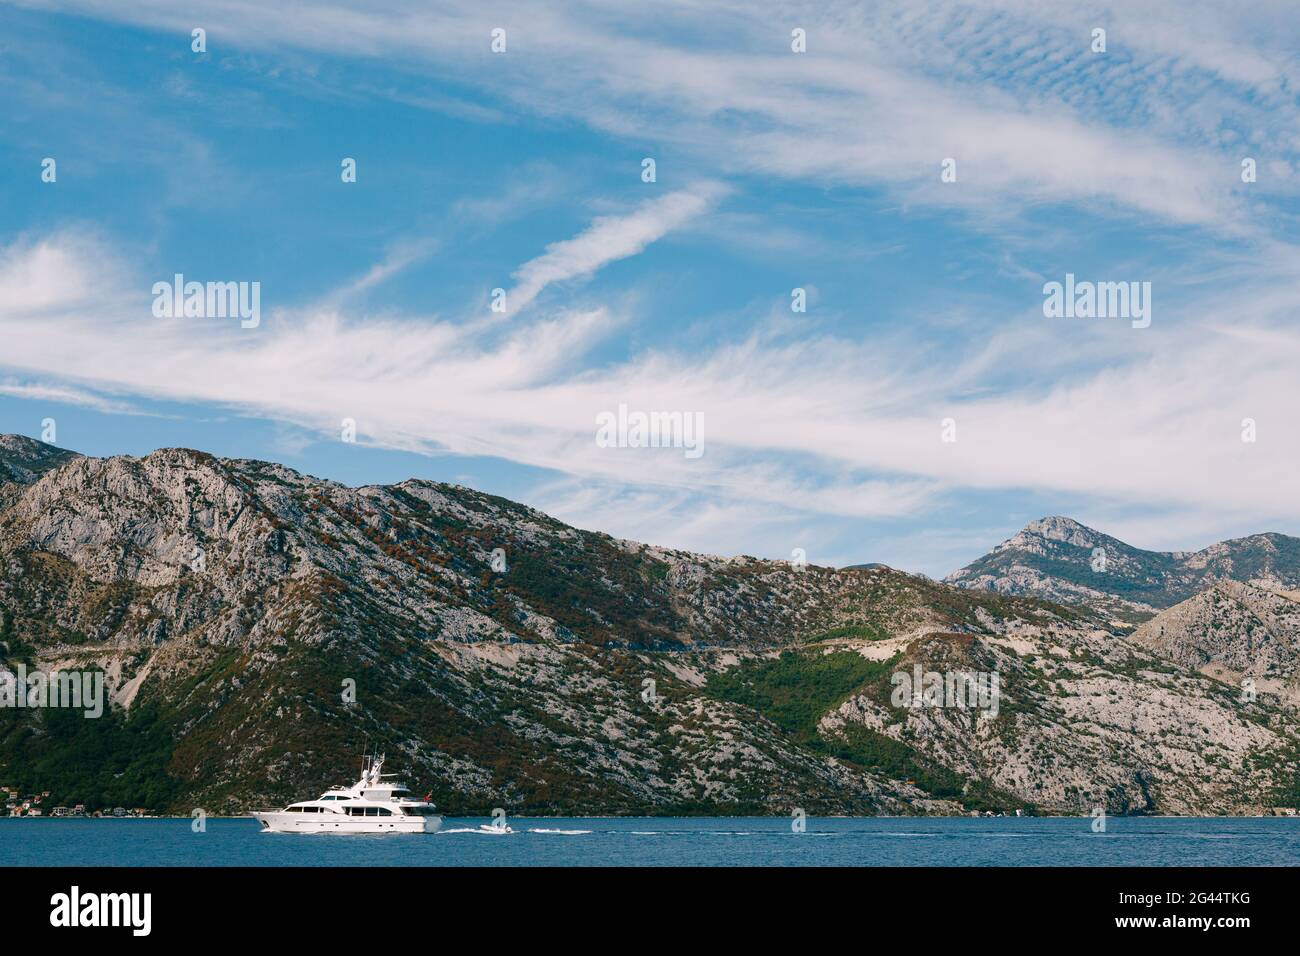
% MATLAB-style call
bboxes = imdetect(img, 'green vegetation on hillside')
[823,724,1026,812]
[806,623,889,643]
[706,649,890,735]
[706,649,1028,813]
[0,701,180,811]
[1249,740,1300,809]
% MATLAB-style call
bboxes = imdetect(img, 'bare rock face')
[8,449,277,587]
[818,626,1286,816]
[2,436,1300,817]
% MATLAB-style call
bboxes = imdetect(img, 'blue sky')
[2,1,1299,576]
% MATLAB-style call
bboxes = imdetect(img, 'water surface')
[3,816,1297,866]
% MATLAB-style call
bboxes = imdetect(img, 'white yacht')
[253,754,442,834]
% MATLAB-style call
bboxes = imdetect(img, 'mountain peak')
[1006,516,1107,551]
[1024,515,1087,532]
[1022,515,1093,537]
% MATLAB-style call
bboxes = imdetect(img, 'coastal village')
[2,786,154,818]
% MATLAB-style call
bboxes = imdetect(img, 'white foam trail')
[438,826,513,835]
[528,828,592,835]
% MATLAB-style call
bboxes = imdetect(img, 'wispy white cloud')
[320,239,439,306]
[8,0,1300,573]
[0,233,106,313]
[0,380,148,417]
[2,230,1298,560]
[506,183,725,314]
[23,0,1300,235]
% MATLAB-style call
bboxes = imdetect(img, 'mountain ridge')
[945,516,1300,623]
[3,436,1299,818]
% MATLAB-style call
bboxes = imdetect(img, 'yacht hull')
[253,812,443,834]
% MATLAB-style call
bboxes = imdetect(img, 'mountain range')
[2,435,1299,817]
[945,515,1300,623]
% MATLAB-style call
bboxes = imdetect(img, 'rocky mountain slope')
[1132,581,1300,693]
[945,516,1300,624]
[2,437,1299,817]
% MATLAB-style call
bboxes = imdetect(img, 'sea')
[2,816,1298,866]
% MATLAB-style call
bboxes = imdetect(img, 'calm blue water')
[3,816,1298,866]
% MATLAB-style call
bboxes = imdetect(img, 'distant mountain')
[0,435,79,485]
[3,440,1300,817]
[945,516,1300,623]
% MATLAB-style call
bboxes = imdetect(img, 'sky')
[1,0,1298,577]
